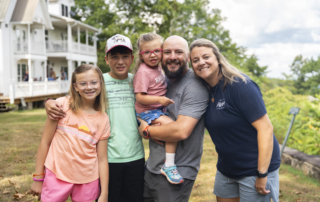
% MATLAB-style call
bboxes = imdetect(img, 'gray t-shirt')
[147,69,210,180]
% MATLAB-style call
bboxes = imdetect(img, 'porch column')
[86,30,88,45]
[68,23,72,53]
[78,60,81,66]
[93,33,97,55]
[94,62,97,66]
[28,23,31,54]
[44,60,47,80]
[77,26,80,53]
[28,59,33,96]
[9,83,14,104]
[45,78,48,95]
[68,59,72,82]
[42,25,46,54]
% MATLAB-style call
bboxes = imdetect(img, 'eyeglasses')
[75,80,101,89]
[139,49,163,57]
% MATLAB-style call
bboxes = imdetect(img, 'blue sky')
[210,0,320,78]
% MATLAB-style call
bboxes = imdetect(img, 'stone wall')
[280,145,320,181]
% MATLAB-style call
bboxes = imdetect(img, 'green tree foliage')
[245,54,268,77]
[288,96,320,155]
[263,87,320,155]
[71,0,267,75]
[289,55,320,95]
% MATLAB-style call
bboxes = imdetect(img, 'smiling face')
[161,36,189,80]
[190,46,220,86]
[105,47,134,80]
[140,39,162,67]
[73,69,101,103]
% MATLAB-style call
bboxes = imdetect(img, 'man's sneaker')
[160,164,184,184]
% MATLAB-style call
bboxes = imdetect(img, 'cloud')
[210,0,320,78]
[247,43,320,78]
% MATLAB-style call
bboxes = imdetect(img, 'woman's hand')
[45,100,65,120]
[255,177,270,195]
[30,181,43,201]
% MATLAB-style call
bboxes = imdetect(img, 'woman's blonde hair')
[69,64,108,113]
[132,33,163,74]
[190,38,246,87]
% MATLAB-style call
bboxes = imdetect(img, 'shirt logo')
[216,99,225,109]
[155,75,165,84]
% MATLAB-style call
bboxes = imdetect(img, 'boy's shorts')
[213,169,279,202]
[41,168,100,202]
[136,109,167,125]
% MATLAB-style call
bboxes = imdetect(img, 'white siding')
[33,1,46,25]
[48,2,60,16]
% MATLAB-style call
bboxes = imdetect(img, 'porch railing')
[9,79,70,102]
[46,40,68,52]
[14,41,28,54]
[14,41,45,55]
[72,42,96,56]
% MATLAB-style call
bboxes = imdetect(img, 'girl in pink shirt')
[30,64,110,202]
[133,33,183,184]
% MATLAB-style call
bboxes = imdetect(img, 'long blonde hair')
[132,33,163,74]
[69,64,107,113]
[190,38,246,87]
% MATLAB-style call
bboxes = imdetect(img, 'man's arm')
[138,115,199,142]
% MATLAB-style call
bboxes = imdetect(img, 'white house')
[0,0,99,110]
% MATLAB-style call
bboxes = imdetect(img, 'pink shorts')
[41,168,100,202]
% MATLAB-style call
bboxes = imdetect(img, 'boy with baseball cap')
[103,34,145,201]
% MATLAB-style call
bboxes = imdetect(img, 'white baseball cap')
[106,34,133,53]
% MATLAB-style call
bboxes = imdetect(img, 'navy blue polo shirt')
[205,77,281,179]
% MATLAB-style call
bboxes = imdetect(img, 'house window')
[61,4,68,17]
[17,63,28,82]
[45,30,49,49]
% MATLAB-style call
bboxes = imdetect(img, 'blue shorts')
[136,109,167,125]
[213,169,279,202]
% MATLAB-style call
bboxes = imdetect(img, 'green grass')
[0,109,319,201]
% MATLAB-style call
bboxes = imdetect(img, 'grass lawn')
[0,109,319,202]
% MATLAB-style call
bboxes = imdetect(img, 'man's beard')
[162,58,187,80]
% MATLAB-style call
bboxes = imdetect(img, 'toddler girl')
[133,33,183,184]
[30,64,110,202]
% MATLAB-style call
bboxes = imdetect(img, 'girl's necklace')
[211,84,218,103]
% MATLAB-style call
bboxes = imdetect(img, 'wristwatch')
[256,170,268,178]
[143,126,151,139]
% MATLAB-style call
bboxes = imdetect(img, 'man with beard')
[138,35,209,202]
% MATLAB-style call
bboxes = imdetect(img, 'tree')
[72,0,261,74]
[289,55,320,95]
[245,54,268,77]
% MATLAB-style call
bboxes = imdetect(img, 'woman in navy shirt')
[189,38,281,202]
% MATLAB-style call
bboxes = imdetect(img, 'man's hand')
[137,117,164,145]
[159,97,175,106]
[45,100,65,120]
[255,177,270,195]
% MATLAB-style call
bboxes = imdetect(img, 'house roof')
[11,0,53,29]
[50,13,99,32]
[0,0,11,22]
[11,0,38,22]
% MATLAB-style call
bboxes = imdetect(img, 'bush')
[263,87,320,155]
